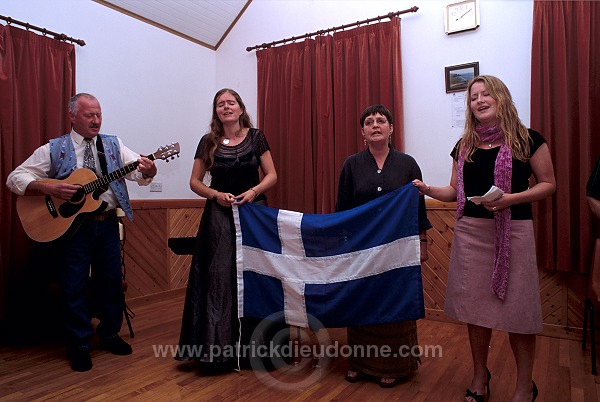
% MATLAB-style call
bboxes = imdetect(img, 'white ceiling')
[94,0,252,50]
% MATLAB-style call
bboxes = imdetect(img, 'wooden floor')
[1,295,600,401]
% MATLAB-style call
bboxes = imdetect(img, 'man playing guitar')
[6,93,157,371]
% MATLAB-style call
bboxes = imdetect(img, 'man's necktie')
[83,138,97,174]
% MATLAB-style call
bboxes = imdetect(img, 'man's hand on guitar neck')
[25,180,80,200]
[137,155,157,179]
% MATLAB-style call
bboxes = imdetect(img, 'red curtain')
[257,18,403,213]
[531,1,600,272]
[257,41,317,213]
[0,25,76,318]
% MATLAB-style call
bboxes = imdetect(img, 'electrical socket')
[150,182,163,192]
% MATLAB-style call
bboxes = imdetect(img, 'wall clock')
[445,0,480,35]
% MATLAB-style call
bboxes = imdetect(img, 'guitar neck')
[81,154,156,194]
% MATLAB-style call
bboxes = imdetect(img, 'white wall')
[3,0,215,199]
[4,0,534,199]
[216,0,534,189]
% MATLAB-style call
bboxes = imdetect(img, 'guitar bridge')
[45,195,58,218]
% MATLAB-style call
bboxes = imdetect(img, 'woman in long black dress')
[337,104,431,387]
[175,88,277,370]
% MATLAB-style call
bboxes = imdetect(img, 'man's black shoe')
[98,336,132,355]
[68,348,92,372]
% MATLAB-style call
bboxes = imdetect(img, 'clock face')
[446,0,479,34]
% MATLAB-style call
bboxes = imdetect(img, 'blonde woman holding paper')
[413,75,555,402]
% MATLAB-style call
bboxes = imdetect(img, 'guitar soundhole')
[70,188,85,204]
[59,188,86,218]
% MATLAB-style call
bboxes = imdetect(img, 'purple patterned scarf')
[456,125,512,300]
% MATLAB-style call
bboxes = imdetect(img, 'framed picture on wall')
[445,62,479,93]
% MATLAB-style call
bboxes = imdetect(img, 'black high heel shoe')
[464,369,491,402]
[532,380,539,401]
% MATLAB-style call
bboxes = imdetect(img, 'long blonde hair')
[459,75,531,162]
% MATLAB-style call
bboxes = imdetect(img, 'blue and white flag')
[232,183,424,329]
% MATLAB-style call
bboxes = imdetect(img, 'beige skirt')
[444,217,543,334]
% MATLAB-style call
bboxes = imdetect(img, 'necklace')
[488,143,493,148]
[221,128,243,145]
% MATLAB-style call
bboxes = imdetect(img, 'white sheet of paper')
[467,185,504,205]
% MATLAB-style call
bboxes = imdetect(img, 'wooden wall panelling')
[168,207,203,289]
[422,202,456,321]
[422,233,450,312]
[538,270,588,339]
[123,200,205,303]
[120,198,592,341]
[566,272,587,329]
[539,269,564,326]
[122,208,170,298]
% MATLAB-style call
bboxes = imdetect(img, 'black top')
[336,146,432,232]
[586,155,600,200]
[451,129,546,220]
[195,128,270,202]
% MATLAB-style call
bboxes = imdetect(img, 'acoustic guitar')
[16,142,180,242]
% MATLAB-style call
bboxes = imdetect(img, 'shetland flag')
[232,183,424,329]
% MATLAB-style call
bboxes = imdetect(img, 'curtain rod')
[0,14,86,46]
[246,6,418,52]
